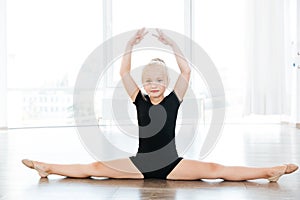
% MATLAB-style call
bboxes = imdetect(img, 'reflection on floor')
[0,124,299,200]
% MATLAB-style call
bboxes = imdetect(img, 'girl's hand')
[128,28,148,47]
[152,28,174,46]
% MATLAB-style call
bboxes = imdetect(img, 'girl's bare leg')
[167,159,298,181]
[22,158,143,179]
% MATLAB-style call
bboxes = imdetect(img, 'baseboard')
[98,119,201,126]
[280,121,300,129]
[280,121,289,125]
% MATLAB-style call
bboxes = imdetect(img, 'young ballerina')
[22,28,298,182]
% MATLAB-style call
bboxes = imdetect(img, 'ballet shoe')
[268,164,298,182]
[22,159,49,178]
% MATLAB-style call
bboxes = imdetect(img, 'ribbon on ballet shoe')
[34,165,49,178]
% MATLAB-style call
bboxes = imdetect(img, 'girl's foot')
[268,164,298,182]
[22,159,49,178]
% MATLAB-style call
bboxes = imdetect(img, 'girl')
[23,28,298,182]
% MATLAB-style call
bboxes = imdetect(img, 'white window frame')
[0,0,7,129]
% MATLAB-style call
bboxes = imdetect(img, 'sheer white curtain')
[244,0,285,115]
[245,0,300,126]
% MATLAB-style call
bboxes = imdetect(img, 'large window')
[7,0,103,127]
[6,0,259,128]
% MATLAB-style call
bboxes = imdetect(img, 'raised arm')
[120,28,148,101]
[152,29,191,102]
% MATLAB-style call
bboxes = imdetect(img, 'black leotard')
[130,90,183,179]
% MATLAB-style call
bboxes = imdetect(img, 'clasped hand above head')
[128,27,175,47]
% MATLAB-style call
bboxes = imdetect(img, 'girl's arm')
[120,28,148,101]
[153,29,191,102]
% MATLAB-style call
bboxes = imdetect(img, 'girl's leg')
[166,159,298,181]
[22,158,143,179]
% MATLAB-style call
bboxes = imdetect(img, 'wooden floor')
[1,124,300,200]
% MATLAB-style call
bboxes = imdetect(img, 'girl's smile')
[150,89,159,93]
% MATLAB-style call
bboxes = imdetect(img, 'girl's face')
[142,65,169,98]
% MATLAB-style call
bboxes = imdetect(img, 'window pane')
[108,0,185,86]
[7,0,103,127]
[194,0,247,122]
[112,0,185,35]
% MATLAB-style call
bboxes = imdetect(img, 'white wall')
[0,0,7,129]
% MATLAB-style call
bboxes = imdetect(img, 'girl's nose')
[150,83,157,88]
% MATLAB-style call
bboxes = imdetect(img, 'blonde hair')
[142,58,169,85]
[147,58,166,66]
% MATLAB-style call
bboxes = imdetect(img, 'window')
[7,0,103,127]
[107,0,185,85]
[6,0,253,127]
[111,0,185,35]
[194,0,248,122]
